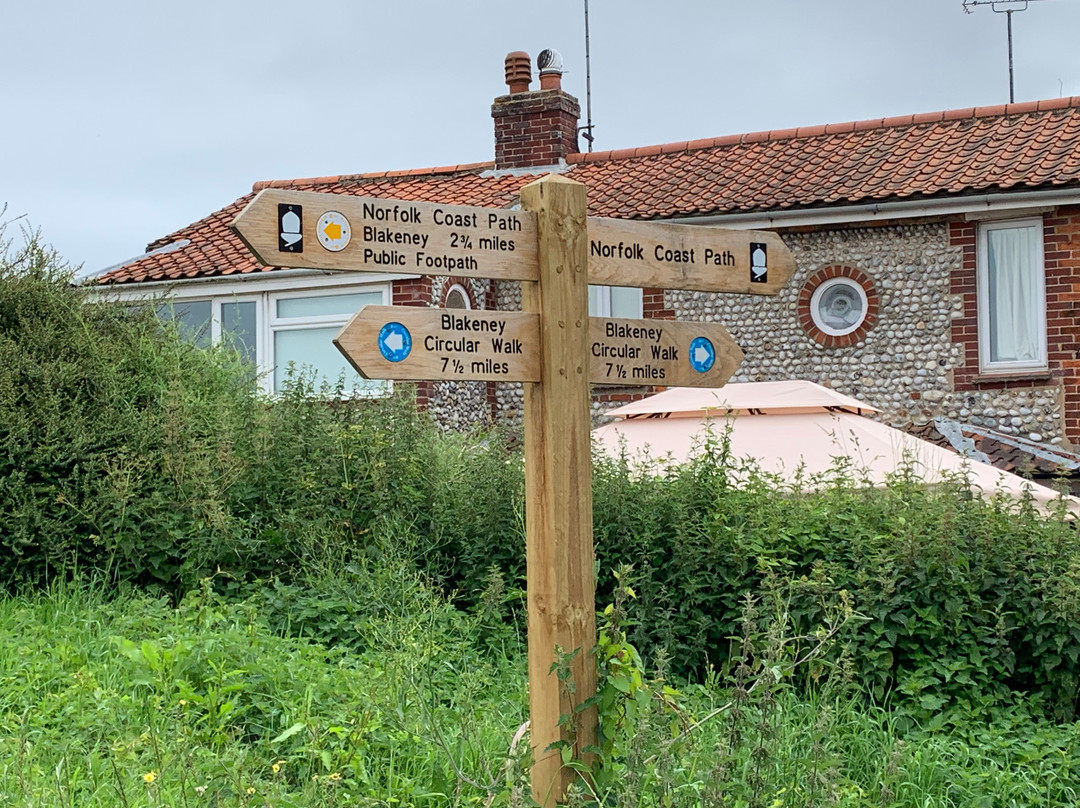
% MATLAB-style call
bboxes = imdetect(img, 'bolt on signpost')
[232,177,792,805]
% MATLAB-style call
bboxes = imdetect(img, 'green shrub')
[0,233,440,590]
[589,437,1080,721]
[0,235,254,586]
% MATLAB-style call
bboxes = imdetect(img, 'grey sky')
[3,0,1079,273]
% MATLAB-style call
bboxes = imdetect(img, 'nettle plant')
[551,565,856,805]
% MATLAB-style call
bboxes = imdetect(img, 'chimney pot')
[504,51,532,94]
[537,48,564,90]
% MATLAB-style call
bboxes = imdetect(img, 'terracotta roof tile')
[99,97,1080,284]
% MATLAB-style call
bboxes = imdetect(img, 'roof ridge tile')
[251,161,494,191]
[567,96,1080,165]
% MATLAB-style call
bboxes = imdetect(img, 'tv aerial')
[962,0,1051,103]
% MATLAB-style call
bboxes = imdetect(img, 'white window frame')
[444,283,472,309]
[268,286,390,395]
[589,285,643,318]
[100,274,393,395]
[976,217,1047,375]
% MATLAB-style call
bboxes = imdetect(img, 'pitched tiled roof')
[570,97,1080,219]
[97,97,1080,285]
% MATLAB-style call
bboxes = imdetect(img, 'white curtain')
[986,225,1039,364]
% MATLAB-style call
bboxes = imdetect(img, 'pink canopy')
[593,381,1077,516]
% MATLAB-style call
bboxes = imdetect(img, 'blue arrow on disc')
[378,322,412,363]
[688,337,715,373]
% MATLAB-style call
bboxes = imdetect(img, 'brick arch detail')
[797,265,880,348]
[442,277,474,308]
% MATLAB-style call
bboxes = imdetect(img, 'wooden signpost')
[232,180,791,806]
[587,317,743,387]
[334,306,541,382]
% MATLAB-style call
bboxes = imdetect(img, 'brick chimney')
[492,50,581,170]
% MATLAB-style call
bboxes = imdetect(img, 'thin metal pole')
[583,0,594,151]
[1007,9,1015,103]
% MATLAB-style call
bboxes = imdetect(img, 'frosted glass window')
[610,286,643,319]
[274,326,374,393]
[810,278,867,336]
[276,292,382,319]
[978,219,1045,372]
[588,286,603,315]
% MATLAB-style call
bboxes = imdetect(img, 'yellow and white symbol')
[317,211,351,252]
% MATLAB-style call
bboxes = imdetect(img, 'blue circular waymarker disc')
[378,322,412,363]
[688,337,716,373]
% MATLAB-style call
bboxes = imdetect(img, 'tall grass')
[0,557,530,807]
[3,567,1080,807]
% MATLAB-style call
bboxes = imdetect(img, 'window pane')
[274,326,378,393]
[986,225,1040,363]
[276,292,382,319]
[609,286,643,319]
[221,301,257,364]
[157,300,211,348]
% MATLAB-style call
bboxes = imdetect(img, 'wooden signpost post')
[232,181,791,806]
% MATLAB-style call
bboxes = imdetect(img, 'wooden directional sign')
[233,188,796,295]
[334,305,540,382]
[335,306,744,389]
[589,318,743,387]
[232,188,540,281]
[587,216,793,295]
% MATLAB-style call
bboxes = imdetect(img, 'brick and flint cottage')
[93,51,1080,457]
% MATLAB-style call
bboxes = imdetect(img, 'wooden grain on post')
[586,216,793,294]
[520,174,597,807]
[230,188,539,281]
[333,305,540,382]
[588,318,744,387]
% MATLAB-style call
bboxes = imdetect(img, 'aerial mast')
[962,0,1050,103]
[580,0,595,151]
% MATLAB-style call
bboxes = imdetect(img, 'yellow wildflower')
[142,771,157,784]
[272,760,286,774]
[246,787,256,795]
[328,772,342,782]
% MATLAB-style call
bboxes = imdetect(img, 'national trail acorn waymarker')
[230,179,792,806]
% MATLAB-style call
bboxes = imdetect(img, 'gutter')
[91,268,421,299]
[667,188,1080,230]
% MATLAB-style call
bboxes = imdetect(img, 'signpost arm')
[519,174,597,806]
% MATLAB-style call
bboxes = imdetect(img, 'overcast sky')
[3,0,1080,273]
